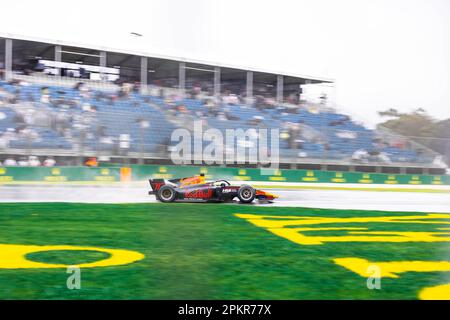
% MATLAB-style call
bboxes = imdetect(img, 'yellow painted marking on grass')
[235,213,450,245]
[333,258,450,278]
[333,257,450,300]
[420,283,450,300]
[0,244,144,269]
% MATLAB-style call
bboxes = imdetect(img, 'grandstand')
[0,35,446,174]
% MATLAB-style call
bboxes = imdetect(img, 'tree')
[377,108,450,163]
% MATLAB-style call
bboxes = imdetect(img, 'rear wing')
[148,179,165,195]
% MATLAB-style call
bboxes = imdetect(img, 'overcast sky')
[1,0,449,127]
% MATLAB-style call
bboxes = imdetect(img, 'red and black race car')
[148,174,277,204]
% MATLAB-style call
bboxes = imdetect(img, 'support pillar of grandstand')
[276,74,284,104]
[214,66,221,97]
[5,38,12,81]
[179,62,186,91]
[246,71,253,105]
[140,56,148,94]
[54,45,62,76]
[99,51,107,80]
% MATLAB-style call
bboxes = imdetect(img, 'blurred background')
[0,0,449,176]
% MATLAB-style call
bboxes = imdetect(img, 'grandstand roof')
[0,32,334,84]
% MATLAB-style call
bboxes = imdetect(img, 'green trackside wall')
[0,166,120,183]
[129,165,450,186]
[0,165,449,185]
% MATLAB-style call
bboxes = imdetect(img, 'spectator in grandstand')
[283,122,302,149]
[224,109,240,121]
[82,103,93,113]
[247,115,265,126]
[17,127,39,141]
[0,135,6,150]
[203,99,218,117]
[378,152,391,164]
[28,156,41,167]
[119,83,133,98]
[43,157,56,167]
[17,156,29,166]
[367,150,387,163]
[264,96,277,108]
[216,111,227,121]
[352,149,369,163]
[329,115,350,126]
[286,93,299,105]
[2,157,17,166]
[84,157,98,167]
[39,87,50,104]
[6,88,19,105]
[0,61,4,80]
[188,83,202,99]
[74,82,91,99]
[0,128,17,147]
[176,104,187,113]
[281,102,301,115]
[222,91,240,105]
[51,112,71,135]
[0,86,9,103]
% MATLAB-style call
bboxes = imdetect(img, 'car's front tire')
[237,185,256,203]
[158,185,177,203]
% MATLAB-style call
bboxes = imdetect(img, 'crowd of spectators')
[0,76,432,164]
[1,155,56,166]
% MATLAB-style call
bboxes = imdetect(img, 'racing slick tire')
[158,185,177,203]
[237,185,256,203]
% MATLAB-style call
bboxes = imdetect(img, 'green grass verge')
[0,202,448,299]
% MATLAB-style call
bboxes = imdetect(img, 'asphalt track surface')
[0,185,449,213]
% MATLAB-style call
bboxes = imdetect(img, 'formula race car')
[148,174,278,204]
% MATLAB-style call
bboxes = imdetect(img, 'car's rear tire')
[237,185,256,203]
[158,185,177,203]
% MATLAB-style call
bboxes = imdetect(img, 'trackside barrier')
[0,166,119,183]
[128,165,450,186]
[0,165,449,185]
